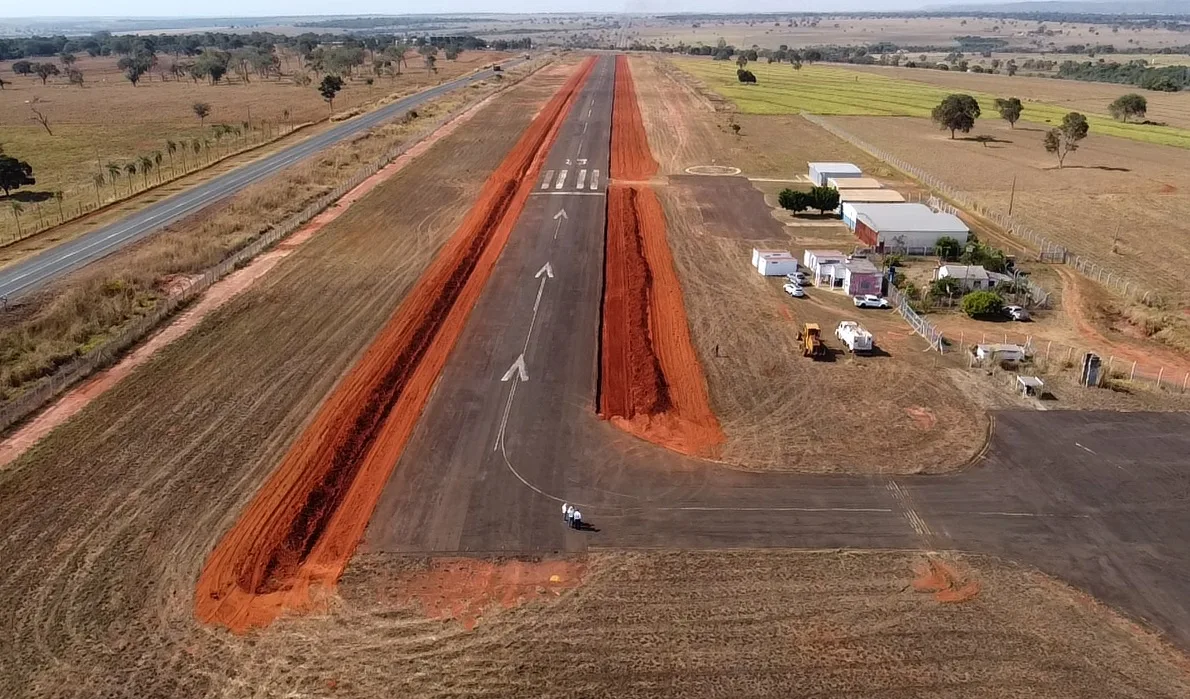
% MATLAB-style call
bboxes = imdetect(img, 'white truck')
[835,321,873,353]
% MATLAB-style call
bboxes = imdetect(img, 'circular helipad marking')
[684,165,742,176]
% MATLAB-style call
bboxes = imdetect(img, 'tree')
[139,155,154,187]
[736,54,748,69]
[67,68,84,87]
[808,185,840,214]
[1005,60,1018,76]
[29,106,52,136]
[93,172,106,204]
[9,201,23,236]
[1044,112,1089,168]
[994,97,1023,128]
[117,55,152,86]
[935,235,962,261]
[106,163,121,195]
[12,60,33,76]
[736,69,756,83]
[778,188,810,212]
[930,276,964,299]
[33,62,60,84]
[423,53,437,74]
[318,75,344,111]
[960,290,1005,318]
[0,155,36,196]
[52,190,64,220]
[123,161,137,194]
[1108,93,1147,123]
[931,94,981,139]
[192,102,211,126]
[59,52,77,67]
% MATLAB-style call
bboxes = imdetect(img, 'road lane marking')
[576,169,587,190]
[554,169,568,190]
[541,169,554,190]
[1075,442,1097,455]
[590,169,600,190]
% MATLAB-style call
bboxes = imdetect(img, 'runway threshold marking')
[590,169,600,190]
[555,169,568,190]
[576,169,588,190]
[541,169,554,190]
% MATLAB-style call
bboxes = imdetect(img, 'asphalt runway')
[0,59,521,302]
[363,55,1190,650]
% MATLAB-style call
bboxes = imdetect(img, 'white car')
[783,283,805,298]
[853,294,890,309]
[785,271,808,284]
[1005,305,1031,321]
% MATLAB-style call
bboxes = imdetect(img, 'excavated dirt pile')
[600,56,723,457]
[195,57,597,633]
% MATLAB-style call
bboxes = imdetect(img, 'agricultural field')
[843,62,1190,130]
[0,49,508,243]
[830,115,1190,346]
[628,15,1190,52]
[671,57,1190,149]
[629,55,988,473]
[0,65,573,694]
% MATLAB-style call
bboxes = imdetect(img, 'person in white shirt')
[572,510,582,530]
[562,502,570,524]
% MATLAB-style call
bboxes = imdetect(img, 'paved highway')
[0,59,521,302]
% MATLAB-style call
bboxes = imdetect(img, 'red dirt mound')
[195,57,597,633]
[386,558,587,631]
[599,56,723,458]
[912,558,982,604]
[610,55,658,182]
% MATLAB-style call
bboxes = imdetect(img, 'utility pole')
[1007,174,1017,216]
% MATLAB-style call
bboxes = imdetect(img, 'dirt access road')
[362,55,1190,651]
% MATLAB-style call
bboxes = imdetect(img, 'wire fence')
[956,328,1190,394]
[801,113,1161,307]
[886,284,947,353]
[0,95,497,436]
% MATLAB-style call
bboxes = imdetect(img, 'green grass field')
[674,58,1190,149]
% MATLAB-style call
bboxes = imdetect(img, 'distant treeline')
[0,31,521,61]
[650,11,1189,27]
[1057,60,1189,91]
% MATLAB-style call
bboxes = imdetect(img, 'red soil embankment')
[195,57,597,633]
[599,56,723,457]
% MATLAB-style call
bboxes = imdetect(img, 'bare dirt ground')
[630,55,986,474]
[0,68,568,696]
[18,549,1186,698]
[842,64,1190,131]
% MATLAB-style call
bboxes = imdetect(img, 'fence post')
[1130,361,1137,381]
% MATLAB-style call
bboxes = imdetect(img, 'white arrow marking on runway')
[552,209,568,239]
[501,354,529,383]
[494,262,554,450]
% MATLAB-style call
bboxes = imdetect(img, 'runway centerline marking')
[1075,442,1098,455]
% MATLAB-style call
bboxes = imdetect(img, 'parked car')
[1005,305,1031,321]
[853,294,890,309]
[783,283,805,298]
[785,271,808,284]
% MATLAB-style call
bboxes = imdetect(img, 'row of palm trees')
[91,123,275,202]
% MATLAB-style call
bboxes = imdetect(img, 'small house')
[827,176,883,190]
[803,249,846,285]
[820,258,882,295]
[752,248,799,276]
[808,162,862,187]
[936,264,1014,291]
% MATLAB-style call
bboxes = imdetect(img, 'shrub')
[736,69,756,83]
[960,290,1005,318]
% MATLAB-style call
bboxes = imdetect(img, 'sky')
[0,0,1050,19]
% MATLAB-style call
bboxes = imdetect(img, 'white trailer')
[835,321,874,353]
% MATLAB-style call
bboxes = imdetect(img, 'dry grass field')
[11,546,1190,697]
[628,16,1190,51]
[0,49,508,242]
[630,55,986,474]
[0,66,574,697]
[841,63,1190,131]
[831,115,1190,348]
[0,63,539,407]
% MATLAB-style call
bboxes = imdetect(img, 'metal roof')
[809,162,862,174]
[839,189,905,203]
[849,203,969,233]
[828,177,883,189]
